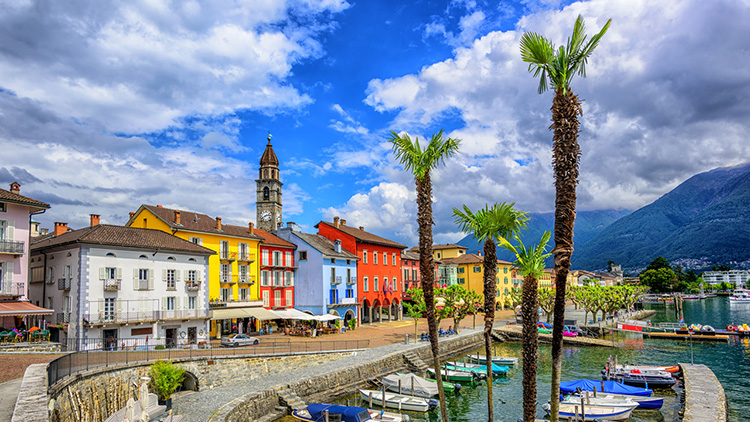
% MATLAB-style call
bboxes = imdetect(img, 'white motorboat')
[729,289,750,302]
[560,394,639,410]
[568,392,664,409]
[359,389,437,412]
[543,403,634,421]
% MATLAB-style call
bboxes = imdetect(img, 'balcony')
[237,276,256,286]
[103,279,121,291]
[220,251,237,261]
[220,275,237,285]
[135,279,150,291]
[0,240,24,255]
[331,276,342,286]
[238,252,256,263]
[56,312,70,324]
[346,277,356,286]
[58,278,71,291]
[186,281,201,292]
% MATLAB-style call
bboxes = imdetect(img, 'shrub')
[154,345,166,350]
[347,319,356,331]
[149,360,185,401]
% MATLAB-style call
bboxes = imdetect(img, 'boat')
[560,394,638,410]
[682,294,702,300]
[292,404,410,422]
[358,390,437,412]
[445,361,509,376]
[426,367,478,383]
[729,289,750,302]
[560,379,653,397]
[606,363,681,375]
[440,363,488,379]
[566,391,664,409]
[414,374,462,393]
[543,402,634,421]
[382,373,461,397]
[603,368,677,388]
[466,354,518,365]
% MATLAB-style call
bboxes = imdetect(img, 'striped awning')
[0,301,53,317]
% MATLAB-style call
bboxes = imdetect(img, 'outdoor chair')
[39,330,50,342]
[28,331,39,343]
[0,331,10,343]
[13,332,24,343]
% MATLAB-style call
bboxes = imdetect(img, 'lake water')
[279,297,748,421]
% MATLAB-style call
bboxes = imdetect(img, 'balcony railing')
[0,240,24,254]
[186,281,201,292]
[220,251,237,261]
[56,312,70,324]
[237,276,256,286]
[331,276,341,286]
[238,253,256,262]
[346,277,356,285]
[220,275,237,285]
[83,308,211,325]
[103,279,121,291]
[58,278,71,291]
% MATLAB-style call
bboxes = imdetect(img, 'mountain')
[456,209,631,265]
[574,163,750,271]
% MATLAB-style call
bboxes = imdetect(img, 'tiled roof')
[251,227,296,248]
[442,253,511,265]
[316,221,407,249]
[293,231,359,260]
[31,224,215,255]
[0,187,50,210]
[136,205,262,240]
[409,243,467,254]
[401,251,421,261]
[260,140,279,166]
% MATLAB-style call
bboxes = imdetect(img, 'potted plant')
[149,360,185,410]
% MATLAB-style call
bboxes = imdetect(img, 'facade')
[409,244,463,288]
[0,183,50,301]
[29,223,213,350]
[316,217,406,324]
[702,270,750,288]
[253,228,296,310]
[444,253,514,308]
[401,251,421,293]
[126,205,263,337]
[256,135,283,232]
[276,224,359,324]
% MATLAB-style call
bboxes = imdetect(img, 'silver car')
[220,334,260,347]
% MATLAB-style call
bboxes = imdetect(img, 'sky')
[1,0,749,248]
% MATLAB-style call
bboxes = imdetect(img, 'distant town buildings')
[702,270,750,288]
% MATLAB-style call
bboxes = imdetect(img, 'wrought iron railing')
[82,308,211,325]
[103,279,121,291]
[58,278,71,291]
[185,281,201,292]
[56,312,70,323]
[0,240,23,254]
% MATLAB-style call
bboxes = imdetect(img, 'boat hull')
[427,368,476,383]
[359,389,435,412]
[570,393,663,410]
[466,354,518,365]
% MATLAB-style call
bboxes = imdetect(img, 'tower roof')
[260,136,279,167]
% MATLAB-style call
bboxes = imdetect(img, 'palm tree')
[390,129,460,422]
[453,203,528,422]
[500,231,552,422]
[520,15,611,421]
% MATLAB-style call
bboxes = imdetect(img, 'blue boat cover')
[306,404,371,422]
[560,379,653,397]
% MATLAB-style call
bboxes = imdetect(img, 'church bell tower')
[256,133,283,231]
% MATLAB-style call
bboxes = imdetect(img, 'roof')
[316,221,406,249]
[441,253,511,265]
[293,231,358,260]
[135,205,262,240]
[401,250,421,261]
[259,139,279,167]
[31,224,215,255]
[0,301,53,316]
[251,227,296,249]
[0,187,50,211]
[433,243,467,251]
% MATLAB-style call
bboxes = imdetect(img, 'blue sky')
[1,0,749,247]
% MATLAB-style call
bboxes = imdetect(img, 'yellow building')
[444,253,514,309]
[127,205,266,336]
[540,269,554,288]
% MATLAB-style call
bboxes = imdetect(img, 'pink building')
[0,182,51,329]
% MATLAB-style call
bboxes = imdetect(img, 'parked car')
[220,334,260,347]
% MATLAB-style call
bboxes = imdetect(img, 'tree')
[520,15,611,421]
[646,256,671,271]
[500,231,552,422]
[390,129,460,422]
[453,203,528,422]
[442,285,470,333]
[463,289,483,330]
[640,268,678,293]
[404,288,426,341]
[712,264,732,271]
[538,287,556,323]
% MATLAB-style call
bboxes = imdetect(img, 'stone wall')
[0,343,62,353]
[48,352,349,422]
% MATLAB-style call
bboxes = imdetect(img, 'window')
[188,297,196,310]
[262,250,269,266]
[458,278,465,284]
[363,250,368,264]
[104,298,115,321]
[404,269,409,281]
[274,290,281,306]
[273,251,281,266]
[273,271,282,287]
[437,252,441,259]
[0,202,5,212]
[363,276,369,292]
[346,259,351,265]
[393,277,398,291]
[331,258,335,264]
[238,288,248,301]
[220,288,231,302]
[239,265,248,282]
[504,277,508,284]
[186,270,197,282]
[383,252,387,265]
[373,252,377,265]
[346,288,354,298]
[457,267,465,274]
[239,243,249,260]
[286,290,293,307]
[285,251,292,266]
[503,267,508,274]
[473,266,481,273]
[262,290,269,307]
[105,267,116,279]
[166,297,176,311]
[220,264,231,282]
[347,268,352,285]
[220,241,229,259]
[330,289,338,305]
[137,268,150,290]
[392,253,396,266]
[139,254,148,259]
[383,277,389,291]
[330,267,336,284]
[165,269,176,290]
[167,256,175,261]
[299,251,308,261]
[189,237,203,245]
[261,271,270,286]
[412,269,417,281]
[285,272,293,286]
[374,277,379,291]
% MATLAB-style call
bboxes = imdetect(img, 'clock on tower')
[256,133,283,231]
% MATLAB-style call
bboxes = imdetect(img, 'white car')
[220,334,260,347]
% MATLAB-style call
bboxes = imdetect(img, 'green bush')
[149,360,185,400]
[347,319,356,331]
[154,345,166,350]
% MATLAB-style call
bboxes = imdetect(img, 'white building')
[30,220,214,350]
[702,270,750,288]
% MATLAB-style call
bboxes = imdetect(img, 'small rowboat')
[568,392,664,409]
[427,367,478,383]
[292,404,409,422]
[445,361,509,376]
[466,354,518,365]
[359,390,437,412]
[560,395,638,410]
[543,403,634,421]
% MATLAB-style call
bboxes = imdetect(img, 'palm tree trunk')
[482,238,497,422]
[549,88,582,422]
[522,274,539,422]
[416,173,448,422]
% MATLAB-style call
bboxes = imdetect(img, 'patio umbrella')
[29,326,40,332]
[125,397,135,421]
[139,380,150,421]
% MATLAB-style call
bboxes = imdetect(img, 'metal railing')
[56,312,70,323]
[238,253,256,262]
[58,278,71,291]
[83,309,210,325]
[47,337,370,388]
[0,240,24,254]
[185,281,201,292]
[103,279,121,291]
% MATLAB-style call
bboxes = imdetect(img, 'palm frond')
[390,129,460,181]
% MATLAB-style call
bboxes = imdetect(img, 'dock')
[680,363,727,422]
[641,332,729,342]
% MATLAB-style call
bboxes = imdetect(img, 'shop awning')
[0,301,53,317]
[274,308,317,320]
[212,307,280,321]
[313,314,341,321]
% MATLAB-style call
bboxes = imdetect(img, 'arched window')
[263,187,270,200]
[139,255,148,259]
[167,256,176,261]
[106,253,116,257]
[188,258,196,262]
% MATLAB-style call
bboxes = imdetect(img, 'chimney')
[90,214,100,227]
[216,217,222,230]
[334,240,342,253]
[340,219,346,226]
[9,182,20,194]
[54,222,68,236]
[174,210,181,225]
[359,226,364,231]
[248,222,254,235]
[333,216,340,228]
[129,212,135,220]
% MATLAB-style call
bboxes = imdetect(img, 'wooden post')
[593,386,597,398]
[324,410,329,422]
[369,392,373,409]
[601,379,605,393]
[411,377,414,397]
[574,405,579,422]
[585,390,590,405]
[580,397,586,422]
[398,379,402,395]
[382,387,386,410]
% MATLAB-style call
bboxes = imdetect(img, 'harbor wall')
[680,363,727,422]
